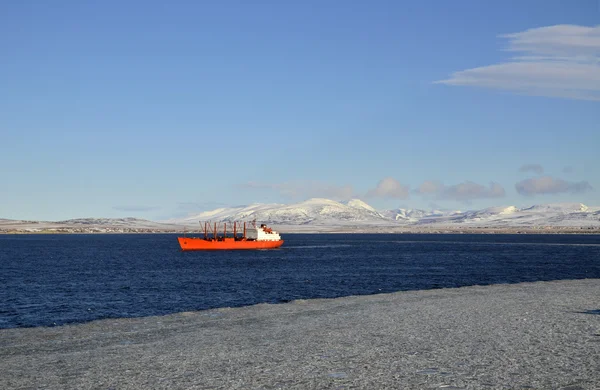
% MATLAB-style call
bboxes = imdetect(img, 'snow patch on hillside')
[344,199,377,213]
[523,203,588,213]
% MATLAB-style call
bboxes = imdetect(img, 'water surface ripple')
[1,233,599,328]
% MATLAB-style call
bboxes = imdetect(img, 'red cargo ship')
[178,221,283,251]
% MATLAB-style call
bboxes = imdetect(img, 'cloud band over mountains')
[242,159,592,204]
[365,177,410,199]
[242,174,592,202]
[515,176,593,195]
[243,178,508,203]
[414,181,506,202]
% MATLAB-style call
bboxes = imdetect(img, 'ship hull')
[178,237,284,251]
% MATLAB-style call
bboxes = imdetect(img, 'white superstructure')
[246,224,282,241]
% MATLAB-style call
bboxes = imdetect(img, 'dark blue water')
[1,233,599,329]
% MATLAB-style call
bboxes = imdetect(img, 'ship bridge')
[246,224,281,241]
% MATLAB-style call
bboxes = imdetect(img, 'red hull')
[178,237,284,251]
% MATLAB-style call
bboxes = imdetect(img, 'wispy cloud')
[519,163,544,175]
[241,180,354,200]
[414,181,505,202]
[365,177,410,199]
[562,165,575,174]
[515,176,593,195]
[113,205,160,212]
[436,24,600,101]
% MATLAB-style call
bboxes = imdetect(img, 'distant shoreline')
[2,227,600,234]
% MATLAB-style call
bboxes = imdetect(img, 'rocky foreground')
[1,279,599,389]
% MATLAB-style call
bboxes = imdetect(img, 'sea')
[1,233,599,329]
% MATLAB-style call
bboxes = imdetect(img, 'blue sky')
[1,0,599,220]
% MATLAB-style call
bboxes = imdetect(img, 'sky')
[1,0,599,221]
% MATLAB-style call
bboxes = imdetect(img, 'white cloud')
[519,163,544,175]
[415,180,505,202]
[515,176,593,195]
[436,24,600,101]
[365,177,410,199]
[242,180,354,200]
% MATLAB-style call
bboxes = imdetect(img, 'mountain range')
[1,198,599,233]
[166,198,600,230]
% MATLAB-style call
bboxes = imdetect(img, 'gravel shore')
[2,279,599,389]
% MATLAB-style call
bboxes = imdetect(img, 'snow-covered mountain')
[58,217,150,226]
[56,217,178,229]
[2,199,598,233]
[413,203,599,228]
[521,203,588,213]
[0,217,183,233]
[343,199,379,213]
[171,198,389,226]
[380,208,461,222]
[167,199,600,229]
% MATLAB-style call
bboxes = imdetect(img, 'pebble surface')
[2,279,599,389]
